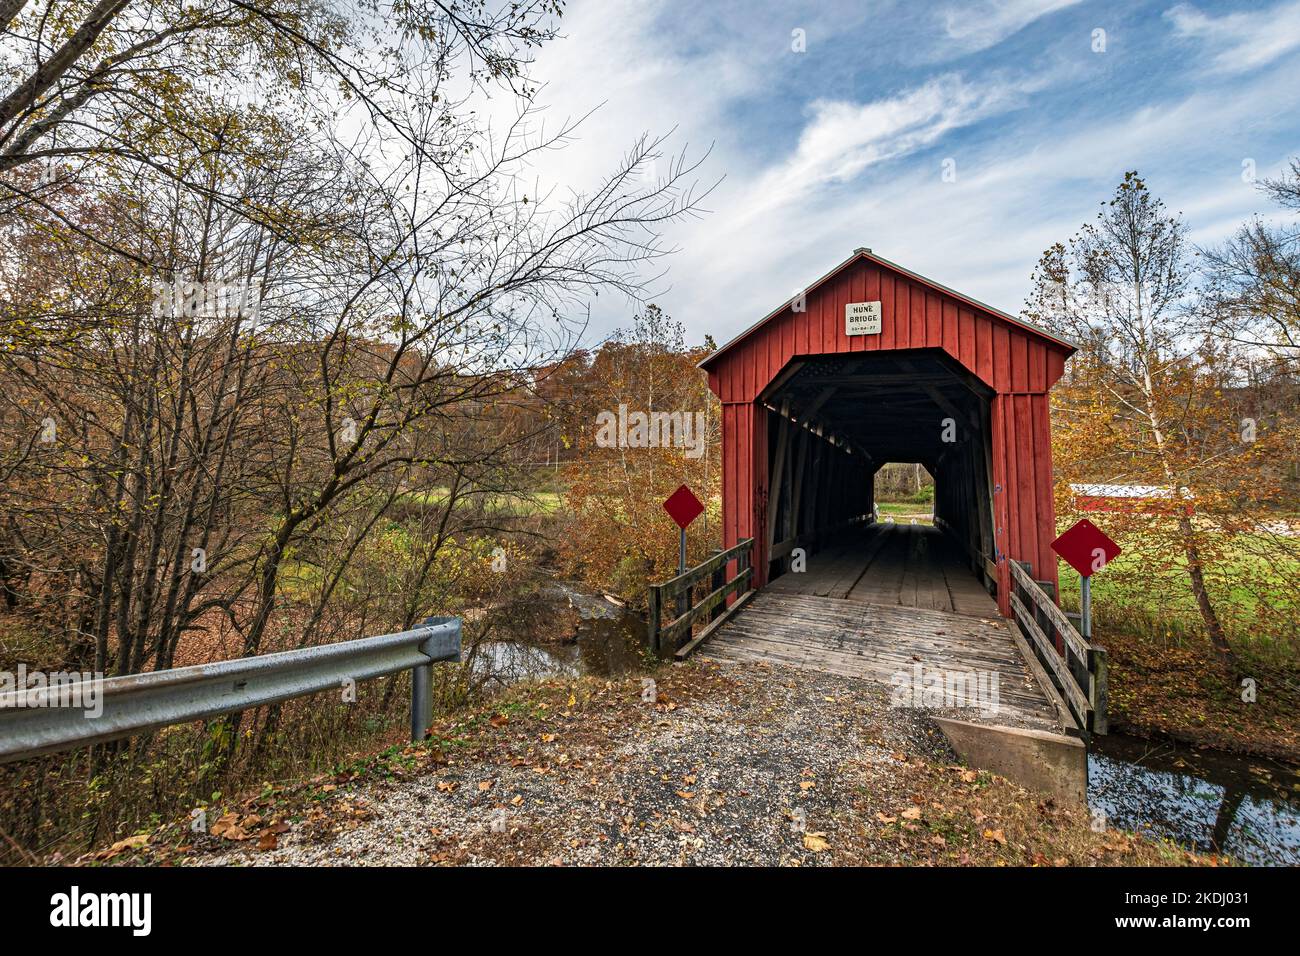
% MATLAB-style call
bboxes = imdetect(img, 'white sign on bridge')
[845,300,882,336]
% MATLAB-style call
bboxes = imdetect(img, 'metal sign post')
[1080,573,1092,640]
[663,484,706,629]
[1052,518,1119,643]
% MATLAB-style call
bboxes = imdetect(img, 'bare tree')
[0,0,714,681]
[1202,158,1300,363]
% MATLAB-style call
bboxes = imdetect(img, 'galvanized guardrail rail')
[0,617,461,764]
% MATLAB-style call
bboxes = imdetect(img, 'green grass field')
[1054,523,1300,654]
[875,500,935,525]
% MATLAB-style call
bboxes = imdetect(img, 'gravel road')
[112,660,1208,867]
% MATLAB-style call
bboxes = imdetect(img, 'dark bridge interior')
[760,349,998,608]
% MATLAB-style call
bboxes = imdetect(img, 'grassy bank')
[1055,519,1300,761]
[1095,623,1300,761]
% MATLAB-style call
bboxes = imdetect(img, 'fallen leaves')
[802,832,831,852]
[95,833,148,860]
[210,812,248,840]
[209,811,291,851]
[983,828,1007,846]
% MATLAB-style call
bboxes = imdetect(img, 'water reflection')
[471,581,644,685]
[1088,734,1300,866]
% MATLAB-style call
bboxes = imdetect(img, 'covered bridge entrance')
[664,249,1104,800]
[701,248,1075,617]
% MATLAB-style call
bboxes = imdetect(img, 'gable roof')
[698,247,1077,370]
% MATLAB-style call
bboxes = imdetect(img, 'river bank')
[1098,624,1300,764]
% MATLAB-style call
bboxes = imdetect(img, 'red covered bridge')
[701,247,1074,617]
[650,248,1108,799]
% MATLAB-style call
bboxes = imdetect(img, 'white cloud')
[491,0,1300,347]
[665,66,1300,343]
[655,70,1056,301]
[766,77,1013,193]
[1164,1,1300,73]
[940,0,1084,54]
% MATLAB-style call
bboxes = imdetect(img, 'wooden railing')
[647,538,755,658]
[933,515,999,596]
[1008,560,1108,734]
[770,513,873,564]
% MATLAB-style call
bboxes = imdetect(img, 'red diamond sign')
[1051,518,1121,577]
[663,484,704,529]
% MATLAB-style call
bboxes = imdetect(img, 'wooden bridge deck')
[702,526,1063,732]
[766,523,996,616]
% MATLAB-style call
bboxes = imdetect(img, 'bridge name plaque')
[844,300,882,336]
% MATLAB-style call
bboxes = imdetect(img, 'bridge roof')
[698,247,1077,372]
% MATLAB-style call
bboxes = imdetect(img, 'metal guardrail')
[0,617,461,764]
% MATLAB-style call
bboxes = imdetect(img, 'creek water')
[470,582,644,685]
[1088,733,1300,866]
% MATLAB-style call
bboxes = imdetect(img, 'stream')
[470,581,644,685]
[1088,733,1300,866]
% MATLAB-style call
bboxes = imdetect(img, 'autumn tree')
[558,306,720,600]
[0,1,712,678]
[1026,172,1298,673]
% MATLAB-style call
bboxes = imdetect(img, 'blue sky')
[517,0,1300,346]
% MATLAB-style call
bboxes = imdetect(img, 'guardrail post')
[709,548,725,623]
[410,661,432,742]
[1088,645,1109,735]
[411,617,460,743]
[676,583,690,646]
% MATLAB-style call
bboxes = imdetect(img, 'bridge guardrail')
[1008,561,1107,735]
[648,539,754,658]
[0,617,461,764]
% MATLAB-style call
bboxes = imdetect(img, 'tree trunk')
[1178,513,1237,674]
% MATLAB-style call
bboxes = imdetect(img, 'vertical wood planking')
[1031,393,1058,594]
[876,269,891,350]
[704,253,1074,616]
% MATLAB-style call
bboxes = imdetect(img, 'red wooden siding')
[704,250,1074,616]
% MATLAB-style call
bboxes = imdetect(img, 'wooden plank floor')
[703,586,1061,732]
[768,524,997,617]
